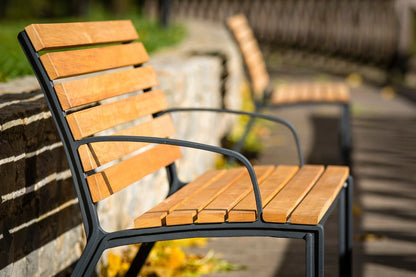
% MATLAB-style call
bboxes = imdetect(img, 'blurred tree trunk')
[112,0,129,15]
[72,0,90,17]
[0,0,9,19]
[136,0,145,15]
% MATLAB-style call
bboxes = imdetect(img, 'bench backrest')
[226,14,270,96]
[21,20,182,203]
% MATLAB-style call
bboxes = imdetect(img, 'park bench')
[226,14,352,165]
[18,20,352,276]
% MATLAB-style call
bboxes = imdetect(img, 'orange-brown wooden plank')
[333,83,350,102]
[55,66,158,110]
[272,83,350,105]
[165,168,246,225]
[227,14,270,94]
[78,114,176,171]
[228,165,299,222]
[66,89,168,140]
[272,84,298,104]
[244,48,264,68]
[134,169,227,228]
[250,71,269,94]
[262,165,325,223]
[297,84,310,102]
[226,14,250,37]
[87,143,182,202]
[233,26,254,43]
[197,165,274,223]
[291,166,349,225]
[132,211,168,229]
[40,42,149,80]
[239,37,259,56]
[25,20,138,51]
[226,14,247,28]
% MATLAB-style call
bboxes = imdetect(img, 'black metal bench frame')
[18,27,352,277]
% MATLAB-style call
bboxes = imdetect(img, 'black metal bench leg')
[340,103,352,166]
[339,177,353,277]
[125,242,155,277]
[339,186,347,277]
[72,234,106,276]
[305,230,324,277]
[305,233,315,277]
[346,177,353,276]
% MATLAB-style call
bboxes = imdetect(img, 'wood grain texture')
[197,166,274,223]
[134,170,227,228]
[228,165,299,222]
[40,42,148,80]
[226,14,249,35]
[262,165,324,223]
[78,114,176,171]
[66,89,168,140]
[227,14,270,94]
[291,166,349,224]
[25,20,138,51]
[87,143,182,202]
[165,210,197,226]
[55,66,158,110]
[272,82,350,105]
[133,212,167,228]
[165,168,246,225]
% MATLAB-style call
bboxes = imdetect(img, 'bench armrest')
[159,107,304,166]
[77,135,264,218]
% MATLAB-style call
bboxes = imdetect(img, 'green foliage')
[0,11,185,82]
[0,21,35,81]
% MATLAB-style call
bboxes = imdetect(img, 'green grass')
[0,14,186,82]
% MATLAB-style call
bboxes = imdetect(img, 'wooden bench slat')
[251,73,270,94]
[78,114,176,171]
[228,14,351,104]
[25,20,138,51]
[134,170,227,228]
[165,168,246,225]
[66,89,168,140]
[291,166,349,225]
[197,165,274,223]
[226,14,250,35]
[227,15,270,94]
[131,211,168,229]
[239,37,259,56]
[40,42,149,80]
[262,165,325,223]
[55,66,158,110]
[232,26,254,43]
[272,83,350,105]
[228,165,299,222]
[87,144,182,202]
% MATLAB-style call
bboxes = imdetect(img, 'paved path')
[197,70,416,276]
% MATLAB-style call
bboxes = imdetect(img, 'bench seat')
[272,82,350,105]
[18,19,353,277]
[135,165,348,228]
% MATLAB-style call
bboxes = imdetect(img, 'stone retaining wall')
[0,21,243,276]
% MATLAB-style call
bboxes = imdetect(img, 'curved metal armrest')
[159,107,304,166]
[76,135,264,218]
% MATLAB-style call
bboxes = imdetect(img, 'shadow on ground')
[274,114,416,276]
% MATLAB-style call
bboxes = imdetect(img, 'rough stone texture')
[0,20,243,276]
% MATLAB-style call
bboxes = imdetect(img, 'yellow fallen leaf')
[380,86,395,100]
[346,73,362,88]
